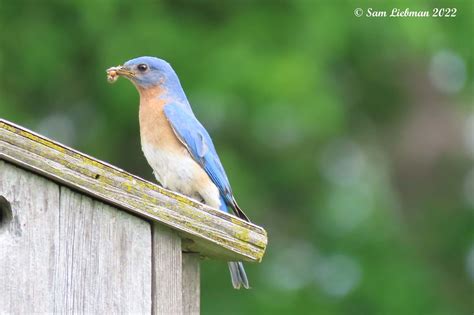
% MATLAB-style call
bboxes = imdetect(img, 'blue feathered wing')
[163,103,248,220]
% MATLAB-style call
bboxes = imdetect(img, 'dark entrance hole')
[0,196,12,231]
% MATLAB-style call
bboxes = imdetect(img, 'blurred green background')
[1,0,473,314]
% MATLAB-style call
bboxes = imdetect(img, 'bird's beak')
[106,65,134,83]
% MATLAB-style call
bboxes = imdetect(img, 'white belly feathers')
[141,140,221,209]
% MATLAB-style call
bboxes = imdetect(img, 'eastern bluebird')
[107,56,250,289]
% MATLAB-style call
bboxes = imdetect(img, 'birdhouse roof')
[0,118,267,262]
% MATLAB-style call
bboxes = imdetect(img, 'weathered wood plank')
[182,254,200,315]
[0,160,60,314]
[153,223,183,315]
[54,186,152,314]
[0,161,152,314]
[0,118,267,263]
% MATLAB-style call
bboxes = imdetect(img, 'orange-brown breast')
[138,86,185,154]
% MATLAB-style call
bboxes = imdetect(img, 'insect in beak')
[106,66,134,83]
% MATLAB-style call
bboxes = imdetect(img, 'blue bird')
[107,56,250,289]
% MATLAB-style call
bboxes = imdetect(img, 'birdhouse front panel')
[0,160,152,313]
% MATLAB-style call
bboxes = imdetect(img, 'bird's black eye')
[137,64,148,72]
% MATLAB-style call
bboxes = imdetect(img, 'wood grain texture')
[153,223,183,315]
[0,118,267,263]
[0,160,60,314]
[182,254,200,315]
[0,161,152,314]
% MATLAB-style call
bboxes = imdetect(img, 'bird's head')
[106,56,176,89]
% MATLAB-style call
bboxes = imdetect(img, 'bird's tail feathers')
[228,261,250,289]
[230,197,250,221]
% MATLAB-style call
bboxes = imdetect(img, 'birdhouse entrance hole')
[0,196,12,231]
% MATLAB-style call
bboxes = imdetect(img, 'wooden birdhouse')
[0,119,267,314]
